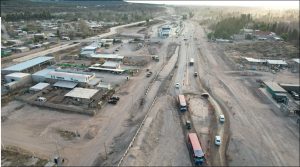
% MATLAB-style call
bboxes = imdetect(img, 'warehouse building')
[89,61,124,73]
[2,56,55,74]
[46,70,96,83]
[32,68,56,82]
[4,72,32,90]
[89,53,124,61]
[5,72,31,83]
[80,42,101,57]
[65,87,100,103]
[266,60,287,68]
[264,81,288,104]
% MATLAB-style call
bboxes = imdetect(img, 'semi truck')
[178,94,187,112]
[188,133,205,166]
[189,58,194,66]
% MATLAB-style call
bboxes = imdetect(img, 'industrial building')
[89,61,124,73]
[80,42,102,57]
[5,72,31,83]
[32,68,56,82]
[46,70,96,83]
[266,60,287,68]
[4,72,32,90]
[2,56,54,74]
[264,81,288,103]
[65,87,100,103]
[89,53,124,61]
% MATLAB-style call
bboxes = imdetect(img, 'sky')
[126,1,299,9]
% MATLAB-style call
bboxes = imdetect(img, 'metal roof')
[32,68,56,77]
[266,60,287,65]
[47,71,93,79]
[88,66,124,72]
[244,57,266,63]
[5,72,30,78]
[264,81,287,93]
[65,88,99,99]
[30,82,50,91]
[101,61,120,68]
[2,56,54,72]
[54,81,78,89]
[90,54,124,59]
[292,58,300,64]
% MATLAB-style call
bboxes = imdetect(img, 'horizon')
[126,1,299,10]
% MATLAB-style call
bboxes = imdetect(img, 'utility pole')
[104,142,108,160]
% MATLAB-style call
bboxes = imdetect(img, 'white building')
[5,72,31,82]
[46,70,96,83]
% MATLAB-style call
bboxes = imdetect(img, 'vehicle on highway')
[186,120,191,129]
[175,83,180,88]
[188,133,205,165]
[215,136,221,146]
[189,58,194,66]
[194,72,198,77]
[146,71,153,77]
[219,114,225,123]
[178,94,187,112]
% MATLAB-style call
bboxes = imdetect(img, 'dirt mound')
[84,126,98,139]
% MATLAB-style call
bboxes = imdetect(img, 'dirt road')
[192,20,299,166]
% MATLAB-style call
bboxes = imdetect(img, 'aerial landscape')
[1,0,299,166]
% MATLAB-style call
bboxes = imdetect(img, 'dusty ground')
[1,19,176,166]
[192,20,299,166]
[1,145,48,166]
[122,96,192,166]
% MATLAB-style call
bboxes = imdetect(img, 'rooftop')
[292,58,300,64]
[54,81,78,89]
[244,57,266,63]
[264,81,287,93]
[32,68,56,77]
[5,72,31,78]
[47,70,94,79]
[65,88,99,99]
[30,82,50,91]
[2,56,54,72]
[90,54,124,60]
[101,61,120,68]
[266,60,287,65]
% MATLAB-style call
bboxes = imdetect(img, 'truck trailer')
[178,94,187,112]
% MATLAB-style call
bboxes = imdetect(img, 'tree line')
[207,14,299,46]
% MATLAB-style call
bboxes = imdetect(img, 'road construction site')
[1,9,299,167]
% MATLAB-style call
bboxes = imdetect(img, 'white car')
[175,83,180,88]
[219,114,225,123]
[215,136,221,146]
